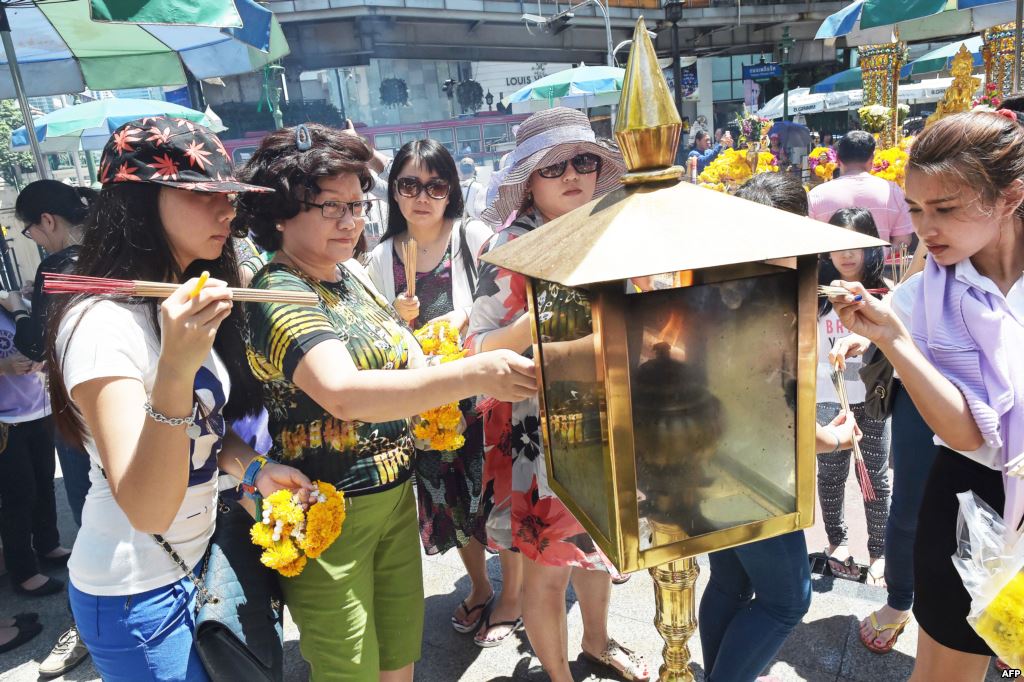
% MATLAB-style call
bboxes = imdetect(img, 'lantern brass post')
[649,520,698,682]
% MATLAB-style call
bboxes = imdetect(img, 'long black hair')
[15,180,98,226]
[382,139,465,244]
[45,183,263,449]
[818,207,886,316]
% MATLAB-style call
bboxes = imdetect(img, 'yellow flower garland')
[412,321,467,451]
[974,571,1024,668]
[698,148,778,192]
[250,482,346,577]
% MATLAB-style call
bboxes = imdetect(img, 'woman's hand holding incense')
[159,276,233,376]
[827,280,908,351]
[828,333,870,371]
[394,293,420,324]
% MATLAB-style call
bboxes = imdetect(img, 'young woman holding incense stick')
[365,140,496,635]
[233,124,535,682]
[828,111,1024,682]
[467,108,649,682]
[815,208,892,584]
[45,117,315,682]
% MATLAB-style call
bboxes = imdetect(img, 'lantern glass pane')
[629,271,799,550]
[533,280,613,540]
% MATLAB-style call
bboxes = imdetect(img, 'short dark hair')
[734,172,808,217]
[693,131,709,144]
[835,130,876,165]
[233,124,374,254]
[15,180,97,226]
[998,92,1024,114]
[381,139,465,243]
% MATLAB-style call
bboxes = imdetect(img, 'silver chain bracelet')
[144,401,201,440]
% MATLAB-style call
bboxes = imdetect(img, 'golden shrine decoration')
[859,42,907,149]
[983,23,1017,100]
[926,44,982,127]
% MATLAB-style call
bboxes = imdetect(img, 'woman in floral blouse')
[467,108,649,682]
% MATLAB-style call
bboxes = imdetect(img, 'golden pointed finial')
[615,16,684,184]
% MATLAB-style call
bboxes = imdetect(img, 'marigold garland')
[698,147,778,192]
[250,481,345,577]
[870,142,911,189]
[808,146,838,182]
[412,321,466,451]
[974,570,1024,668]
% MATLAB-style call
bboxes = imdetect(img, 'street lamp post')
[664,0,684,117]
[486,91,494,111]
[779,27,795,122]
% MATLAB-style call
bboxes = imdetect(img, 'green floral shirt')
[246,263,416,496]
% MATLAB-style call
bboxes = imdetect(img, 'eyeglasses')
[20,223,36,239]
[395,177,451,200]
[537,153,602,179]
[300,198,377,220]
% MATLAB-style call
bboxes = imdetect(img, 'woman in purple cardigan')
[828,111,1024,682]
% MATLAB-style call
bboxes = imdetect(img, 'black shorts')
[913,447,1003,656]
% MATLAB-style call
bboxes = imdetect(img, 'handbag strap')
[152,532,220,613]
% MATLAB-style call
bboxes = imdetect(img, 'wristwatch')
[240,455,272,500]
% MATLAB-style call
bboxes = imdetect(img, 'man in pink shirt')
[808,130,914,250]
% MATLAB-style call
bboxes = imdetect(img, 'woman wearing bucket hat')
[466,108,649,682]
[44,117,315,682]
[233,124,536,682]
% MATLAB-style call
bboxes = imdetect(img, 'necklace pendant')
[186,423,202,440]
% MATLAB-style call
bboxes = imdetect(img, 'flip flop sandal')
[451,593,495,634]
[859,612,910,654]
[474,615,523,648]
[866,560,886,586]
[582,638,650,682]
[827,547,860,581]
[612,573,632,585]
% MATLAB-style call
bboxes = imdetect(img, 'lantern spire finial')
[614,16,684,185]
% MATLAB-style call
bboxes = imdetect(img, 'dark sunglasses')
[395,177,451,200]
[537,153,602,179]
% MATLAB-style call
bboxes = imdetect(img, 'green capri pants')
[281,479,423,681]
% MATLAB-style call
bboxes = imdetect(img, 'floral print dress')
[466,214,610,571]
[392,245,486,554]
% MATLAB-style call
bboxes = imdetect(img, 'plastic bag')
[953,490,1024,667]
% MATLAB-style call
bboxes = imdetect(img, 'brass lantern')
[482,17,886,681]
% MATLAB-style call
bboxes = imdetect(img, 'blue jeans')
[69,568,211,682]
[55,435,91,528]
[884,382,937,612]
[699,531,812,682]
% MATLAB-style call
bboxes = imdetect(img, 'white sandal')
[582,638,650,682]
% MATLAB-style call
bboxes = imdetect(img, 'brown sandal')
[582,638,650,681]
[859,612,910,654]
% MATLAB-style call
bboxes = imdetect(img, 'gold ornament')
[927,44,982,127]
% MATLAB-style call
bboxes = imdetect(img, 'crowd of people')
[0,99,1021,682]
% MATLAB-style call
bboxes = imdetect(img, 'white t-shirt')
[891,262,1024,470]
[816,308,866,405]
[57,300,230,596]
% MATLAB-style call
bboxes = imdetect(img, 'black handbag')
[858,343,896,421]
[154,498,285,682]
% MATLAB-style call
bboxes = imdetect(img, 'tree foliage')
[0,100,34,186]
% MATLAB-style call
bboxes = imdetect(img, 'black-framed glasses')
[301,198,377,219]
[395,176,451,200]
[537,153,602,179]
[20,223,36,239]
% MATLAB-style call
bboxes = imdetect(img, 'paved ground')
[0,460,1008,682]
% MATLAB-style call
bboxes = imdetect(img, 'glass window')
[428,128,455,153]
[456,125,482,154]
[731,56,746,80]
[401,130,426,144]
[712,56,731,81]
[732,81,746,100]
[374,133,400,153]
[713,81,733,101]
[483,123,509,150]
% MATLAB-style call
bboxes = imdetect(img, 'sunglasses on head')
[537,152,602,179]
[395,177,451,200]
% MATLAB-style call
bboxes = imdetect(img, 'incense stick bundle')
[829,360,877,502]
[817,286,887,299]
[43,273,318,306]
[401,238,418,298]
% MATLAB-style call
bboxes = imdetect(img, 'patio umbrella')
[509,65,625,113]
[810,68,864,94]
[902,36,984,77]
[11,98,225,153]
[815,0,1015,45]
[0,0,288,178]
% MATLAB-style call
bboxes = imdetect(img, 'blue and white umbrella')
[816,0,1015,46]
